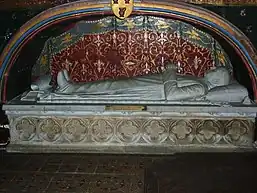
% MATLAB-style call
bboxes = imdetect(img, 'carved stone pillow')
[205,67,231,89]
[205,83,248,103]
[31,74,52,91]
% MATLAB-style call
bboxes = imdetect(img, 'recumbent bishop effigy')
[25,63,251,105]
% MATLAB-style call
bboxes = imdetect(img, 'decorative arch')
[0,0,257,103]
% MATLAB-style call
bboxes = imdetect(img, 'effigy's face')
[205,68,230,88]
[111,0,134,19]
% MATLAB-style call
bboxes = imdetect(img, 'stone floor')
[145,153,257,193]
[0,152,257,193]
[0,152,158,193]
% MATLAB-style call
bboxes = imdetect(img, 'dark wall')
[203,6,257,47]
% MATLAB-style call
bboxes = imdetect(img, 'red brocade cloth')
[33,16,232,84]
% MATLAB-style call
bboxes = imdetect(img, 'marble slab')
[3,103,257,153]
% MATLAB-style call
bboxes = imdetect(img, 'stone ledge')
[6,144,256,154]
[3,104,257,118]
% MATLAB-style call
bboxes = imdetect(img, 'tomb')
[1,0,257,153]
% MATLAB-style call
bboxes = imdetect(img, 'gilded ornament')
[61,33,73,44]
[185,30,201,40]
[40,55,48,66]
[111,0,134,19]
[217,51,226,65]
[155,20,170,30]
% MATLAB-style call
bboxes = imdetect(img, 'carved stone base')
[3,104,257,153]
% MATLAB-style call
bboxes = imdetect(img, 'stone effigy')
[25,64,251,106]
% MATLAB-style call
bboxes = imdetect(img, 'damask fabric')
[33,16,233,84]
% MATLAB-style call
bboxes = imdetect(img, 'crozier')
[1,2,257,153]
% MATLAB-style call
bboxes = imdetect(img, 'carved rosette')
[64,119,89,142]
[91,119,114,142]
[224,120,249,145]
[169,120,194,143]
[142,120,168,143]
[196,120,222,144]
[116,120,140,143]
[38,118,62,142]
[15,118,36,141]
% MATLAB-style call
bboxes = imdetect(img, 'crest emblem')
[111,0,134,19]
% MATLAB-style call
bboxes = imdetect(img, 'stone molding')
[8,116,255,151]
[4,103,257,153]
